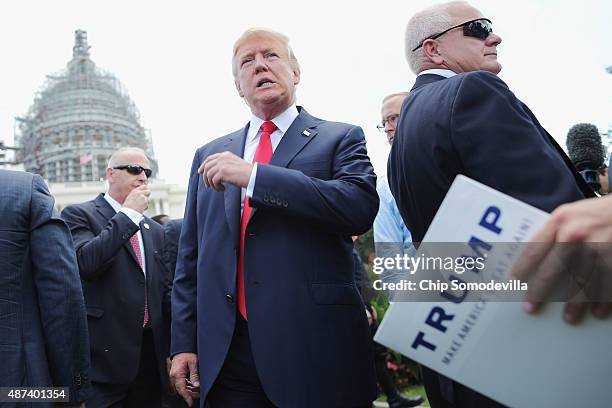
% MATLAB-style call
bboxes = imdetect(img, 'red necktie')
[237,121,277,320]
[130,233,149,327]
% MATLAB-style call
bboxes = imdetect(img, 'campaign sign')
[374,175,612,408]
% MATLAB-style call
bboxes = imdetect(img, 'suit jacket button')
[263,194,269,203]
[226,294,234,303]
[283,200,288,207]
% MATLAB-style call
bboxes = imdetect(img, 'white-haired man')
[62,147,173,407]
[387,1,594,407]
[170,28,378,407]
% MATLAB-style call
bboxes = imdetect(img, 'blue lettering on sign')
[479,206,502,234]
[411,307,455,351]
[462,206,502,272]
[412,205,503,352]
[411,332,437,351]
[467,236,492,260]
[426,306,454,332]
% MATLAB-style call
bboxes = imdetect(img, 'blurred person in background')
[0,169,90,408]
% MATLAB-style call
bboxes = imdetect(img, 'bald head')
[106,147,151,204]
[107,147,149,169]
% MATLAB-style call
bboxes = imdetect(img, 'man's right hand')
[512,196,612,324]
[122,185,151,213]
[170,352,200,407]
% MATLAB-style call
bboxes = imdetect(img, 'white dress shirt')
[104,192,147,276]
[242,104,299,210]
[418,68,457,78]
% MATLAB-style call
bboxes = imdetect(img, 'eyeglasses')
[377,114,399,132]
[412,18,493,52]
[113,164,152,178]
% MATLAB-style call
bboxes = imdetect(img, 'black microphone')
[566,123,605,194]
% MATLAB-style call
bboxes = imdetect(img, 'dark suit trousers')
[89,328,162,408]
[208,314,372,408]
[208,313,277,408]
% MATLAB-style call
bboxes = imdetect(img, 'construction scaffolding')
[15,30,158,183]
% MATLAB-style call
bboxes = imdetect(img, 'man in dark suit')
[0,169,90,408]
[170,28,378,408]
[62,147,172,408]
[387,2,595,408]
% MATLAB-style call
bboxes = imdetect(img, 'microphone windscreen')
[566,123,605,169]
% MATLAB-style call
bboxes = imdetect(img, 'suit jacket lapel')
[245,108,318,222]
[223,127,248,246]
[94,193,116,221]
[269,107,319,169]
[95,193,141,268]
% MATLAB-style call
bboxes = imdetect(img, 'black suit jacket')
[62,194,171,390]
[388,71,594,408]
[389,71,594,243]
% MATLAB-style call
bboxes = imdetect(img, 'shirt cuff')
[246,163,258,198]
[120,207,144,226]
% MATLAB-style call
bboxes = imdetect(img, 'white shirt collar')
[418,69,457,78]
[104,192,122,213]
[247,104,299,142]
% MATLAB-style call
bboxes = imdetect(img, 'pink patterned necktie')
[129,233,149,327]
[237,120,277,320]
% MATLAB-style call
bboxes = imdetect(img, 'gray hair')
[107,147,148,168]
[232,27,300,78]
[405,2,465,73]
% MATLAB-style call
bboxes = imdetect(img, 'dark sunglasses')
[412,18,493,52]
[113,164,152,178]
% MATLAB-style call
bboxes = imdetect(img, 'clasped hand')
[198,151,253,192]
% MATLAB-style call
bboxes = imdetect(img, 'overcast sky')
[1,0,610,185]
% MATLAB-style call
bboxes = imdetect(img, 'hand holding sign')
[512,195,612,324]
